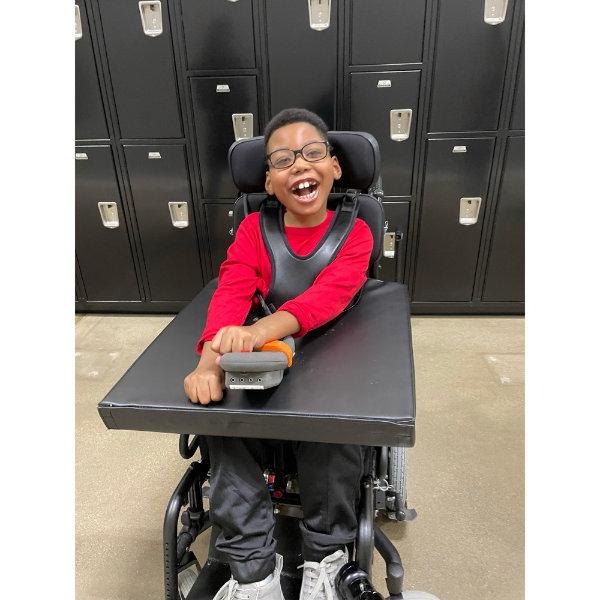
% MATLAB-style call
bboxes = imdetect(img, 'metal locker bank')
[75,0,524,315]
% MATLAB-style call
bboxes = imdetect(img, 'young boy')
[184,108,374,600]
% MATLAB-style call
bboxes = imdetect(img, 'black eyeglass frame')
[265,141,332,170]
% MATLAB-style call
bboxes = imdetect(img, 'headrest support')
[228,131,381,194]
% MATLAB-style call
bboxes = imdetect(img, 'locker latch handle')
[484,0,508,25]
[139,1,163,37]
[390,109,413,142]
[98,202,120,229]
[459,197,482,226]
[383,221,404,258]
[232,113,254,141]
[168,202,189,229]
[308,0,331,31]
[75,5,83,41]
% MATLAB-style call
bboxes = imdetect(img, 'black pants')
[206,436,365,583]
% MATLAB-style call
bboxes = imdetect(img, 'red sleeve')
[195,213,262,355]
[277,218,373,337]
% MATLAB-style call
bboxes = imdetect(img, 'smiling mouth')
[291,180,319,203]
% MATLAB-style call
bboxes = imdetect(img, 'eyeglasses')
[266,141,331,170]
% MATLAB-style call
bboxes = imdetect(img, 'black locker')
[482,136,524,301]
[377,201,410,283]
[180,0,256,70]
[190,76,259,198]
[350,0,426,65]
[123,145,204,301]
[75,145,141,301]
[265,0,338,127]
[429,0,515,132]
[97,0,182,139]
[76,257,86,301]
[350,71,420,196]
[413,138,495,302]
[204,203,235,278]
[510,41,525,130]
[75,2,109,140]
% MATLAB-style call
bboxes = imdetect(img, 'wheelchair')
[98,131,438,600]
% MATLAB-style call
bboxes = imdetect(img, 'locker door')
[97,0,182,139]
[181,0,256,70]
[123,145,204,301]
[482,136,524,301]
[413,138,495,301]
[377,202,410,283]
[75,146,141,301]
[265,0,338,127]
[190,76,259,198]
[429,0,516,132]
[350,71,420,196]
[204,203,235,278]
[75,2,109,140]
[510,42,524,130]
[350,0,426,65]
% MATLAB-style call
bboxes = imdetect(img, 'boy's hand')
[184,361,224,405]
[210,325,266,355]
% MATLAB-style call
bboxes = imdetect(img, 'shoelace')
[297,558,340,600]
[214,579,253,600]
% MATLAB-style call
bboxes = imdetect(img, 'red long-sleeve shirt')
[195,209,374,355]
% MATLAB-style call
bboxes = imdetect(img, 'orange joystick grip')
[257,340,294,368]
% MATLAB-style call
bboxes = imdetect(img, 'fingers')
[184,373,214,405]
[242,336,254,353]
[208,377,223,402]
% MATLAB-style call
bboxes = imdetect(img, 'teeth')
[294,181,316,191]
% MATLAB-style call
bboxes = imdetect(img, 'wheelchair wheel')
[387,446,407,520]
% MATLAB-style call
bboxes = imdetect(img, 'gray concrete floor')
[76,314,524,600]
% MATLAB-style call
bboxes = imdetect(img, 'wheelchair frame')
[164,434,414,600]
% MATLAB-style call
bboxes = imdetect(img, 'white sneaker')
[213,554,284,600]
[298,548,349,600]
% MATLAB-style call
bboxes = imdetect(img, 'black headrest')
[228,131,381,194]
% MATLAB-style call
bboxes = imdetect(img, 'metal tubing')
[374,525,404,596]
[163,460,210,600]
[356,475,374,577]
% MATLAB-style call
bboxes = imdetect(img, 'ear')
[265,170,273,195]
[332,155,342,181]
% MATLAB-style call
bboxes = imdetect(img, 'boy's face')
[265,122,342,225]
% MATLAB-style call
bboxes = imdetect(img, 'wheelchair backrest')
[228,131,385,275]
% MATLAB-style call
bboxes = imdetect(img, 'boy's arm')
[184,342,224,404]
[209,310,300,355]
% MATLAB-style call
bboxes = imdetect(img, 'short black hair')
[263,108,329,149]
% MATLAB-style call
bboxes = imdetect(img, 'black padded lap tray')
[98,279,416,447]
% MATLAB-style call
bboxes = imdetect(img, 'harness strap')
[260,192,360,310]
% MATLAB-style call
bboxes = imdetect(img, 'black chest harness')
[258,192,361,312]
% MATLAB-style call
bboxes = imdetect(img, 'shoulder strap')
[260,192,360,309]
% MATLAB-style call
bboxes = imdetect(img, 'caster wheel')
[399,592,441,600]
